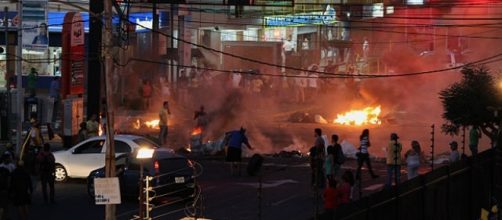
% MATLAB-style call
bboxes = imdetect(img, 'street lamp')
[136,147,154,220]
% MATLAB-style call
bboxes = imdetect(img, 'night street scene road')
[1,0,502,220]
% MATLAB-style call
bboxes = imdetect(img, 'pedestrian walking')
[10,161,32,220]
[86,114,99,137]
[37,143,55,204]
[385,133,402,189]
[158,101,171,146]
[449,141,461,162]
[469,125,481,157]
[224,127,253,176]
[405,140,422,180]
[355,129,379,180]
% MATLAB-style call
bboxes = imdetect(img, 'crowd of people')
[0,132,56,220]
[308,126,480,219]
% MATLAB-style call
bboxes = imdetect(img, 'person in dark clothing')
[0,165,10,220]
[37,143,56,204]
[194,105,208,129]
[355,129,379,180]
[10,161,32,220]
[310,128,325,188]
[225,127,253,176]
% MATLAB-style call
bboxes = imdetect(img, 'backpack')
[335,144,346,165]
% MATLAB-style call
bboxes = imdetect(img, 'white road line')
[236,179,299,189]
[271,195,299,206]
[364,183,384,191]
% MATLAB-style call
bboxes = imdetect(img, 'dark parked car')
[87,148,196,202]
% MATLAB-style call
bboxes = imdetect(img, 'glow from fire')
[192,127,202,136]
[145,120,159,129]
[333,106,382,126]
[133,119,141,130]
[98,115,103,136]
[132,119,160,130]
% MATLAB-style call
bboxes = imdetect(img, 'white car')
[53,135,161,182]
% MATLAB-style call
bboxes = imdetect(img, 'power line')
[119,17,502,79]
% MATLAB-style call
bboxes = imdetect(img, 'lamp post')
[136,148,154,220]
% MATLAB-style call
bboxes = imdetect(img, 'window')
[73,140,104,154]
[115,141,131,153]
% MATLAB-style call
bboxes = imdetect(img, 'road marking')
[271,195,299,206]
[364,183,384,191]
[236,179,299,189]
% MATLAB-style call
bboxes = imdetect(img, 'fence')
[335,149,497,220]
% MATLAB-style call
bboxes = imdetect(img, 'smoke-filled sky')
[114,2,502,157]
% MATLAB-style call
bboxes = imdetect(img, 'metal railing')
[333,149,498,220]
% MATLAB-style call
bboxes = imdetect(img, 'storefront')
[0,11,168,90]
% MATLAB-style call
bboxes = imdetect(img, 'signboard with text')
[94,178,121,205]
[62,12,85,97]
[22,0,48,51]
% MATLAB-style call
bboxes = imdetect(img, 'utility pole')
[16,0,24,156]
[103,0,116,219]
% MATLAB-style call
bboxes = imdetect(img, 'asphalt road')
[4,156,422,220]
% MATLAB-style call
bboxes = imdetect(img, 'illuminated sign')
[264,5,336,27]
[407,0,424,5]
[386,6,394,15]
[363,3,384,18]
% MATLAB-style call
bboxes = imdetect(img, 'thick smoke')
[112,3,501,158]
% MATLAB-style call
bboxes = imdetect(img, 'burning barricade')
[333,105,382,126]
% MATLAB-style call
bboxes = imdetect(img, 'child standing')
[323,179,337,219]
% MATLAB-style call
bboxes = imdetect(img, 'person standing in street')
[27,68,38,96]
[37,143,55,204]
[10,161,32,220]
[469,125,481,157]
[159,101,171,146]
[86,114,99,137]
[385,133,402,189]
[224,127,253,176]
[405,140,423,180]
[450,141,461,162]
[310,128,325,188]
[48,76,60,123]
[141,79,153,110]
[77,122,88,143]
[355,129,379,180]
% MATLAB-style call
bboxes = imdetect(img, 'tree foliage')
[439,65,501,141]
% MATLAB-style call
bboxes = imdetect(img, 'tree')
[439,65,501,143]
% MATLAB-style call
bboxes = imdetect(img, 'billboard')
[22,0,48,51]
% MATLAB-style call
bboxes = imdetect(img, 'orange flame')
[333,106,382,126]
[133,119,141,129]
[145,120,160,129]
[192,127,202,136]
[132,119,160,130]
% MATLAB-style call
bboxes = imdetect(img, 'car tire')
[55,164,68,182]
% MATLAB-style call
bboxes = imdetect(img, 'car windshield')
[133,138,159,149]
